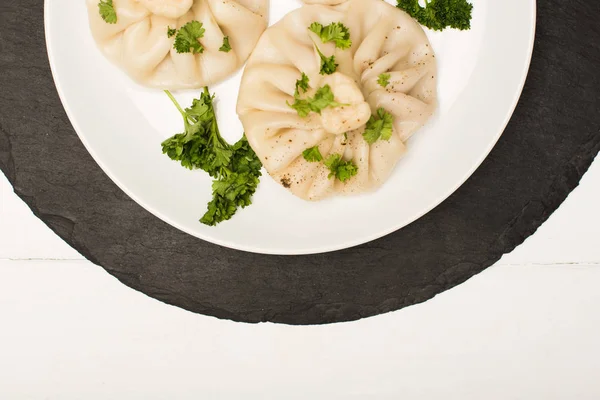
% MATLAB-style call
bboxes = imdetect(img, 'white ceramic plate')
[45,0,536,255]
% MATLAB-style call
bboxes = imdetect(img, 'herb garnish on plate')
[397,0,473,31]
[162,89,262,226]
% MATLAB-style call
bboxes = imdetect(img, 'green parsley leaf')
[310,85,342,111]
[98,0,117,24]
[174,21,205,54]
[201,136,262,226]
[314,44,338,75]
[302,146,323,162]
[287,99,312,118]
[295,73,310,97]
[396,0,473,31]
[378,73,391,88]
[309,22,352,49]
[161,88,231,174]
[363,108,394,144]
[287,84,346,118]
[324,154,358,182]
[162,89,262,226]
[167,27,177,38]
[219,36,232,52]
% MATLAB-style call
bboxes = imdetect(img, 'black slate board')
[1,1,599,325]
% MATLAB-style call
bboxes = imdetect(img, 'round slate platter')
[1,1,599,325]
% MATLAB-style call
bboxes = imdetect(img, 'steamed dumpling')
[87,0,268,89]
[237,0,437,201]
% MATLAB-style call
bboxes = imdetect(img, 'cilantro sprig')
[287,84,347,118]
[161,89,262,226]
[219,36,232,52]
[314,44,338,75]
[363,108,394,144]
[174,21,205,54]
[167,27,177,38]
[201,136,262,226]
[309,22,352,50]
[294,73,310,97]
[162,89,230,173]
[378,73,391,88]
[98,0,117,24]
[324,154,358,182]
[302,146,323,162]
[397,0,473,31]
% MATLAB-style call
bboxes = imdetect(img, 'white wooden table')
[1,157,599,399]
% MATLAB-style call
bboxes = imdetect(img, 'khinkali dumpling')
[87,0,268,89]
[237,0,437,201]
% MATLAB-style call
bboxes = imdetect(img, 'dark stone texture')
[1,0,599,324]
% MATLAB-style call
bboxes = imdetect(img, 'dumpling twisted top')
[237,0,437,201]
[87,0,268,89]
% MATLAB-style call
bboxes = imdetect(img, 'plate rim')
[44,0,537,255]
